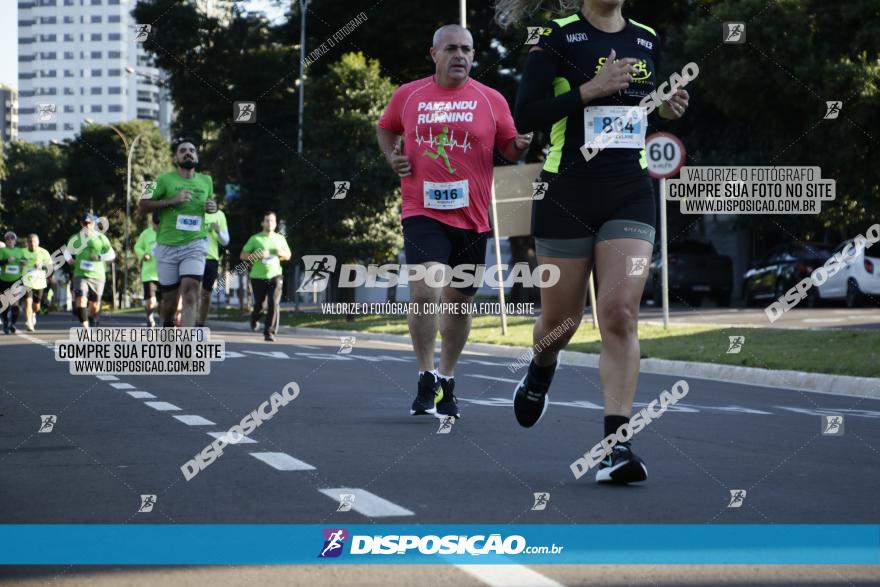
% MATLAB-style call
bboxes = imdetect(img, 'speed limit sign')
[646,132,685,179]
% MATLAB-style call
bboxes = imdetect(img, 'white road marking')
[243,350,291,359]
[109,382,135,390]
[456,565,566,587]
[223,351,246,358]
[467,374,520,384]
[127,391,156,399]
[96,375,119,381]
[173,415,216,426]
[144,401,181,411]
[207,431,257,444]
[295,344,321,350]
[318,488,414,517]
[250,452,315,471]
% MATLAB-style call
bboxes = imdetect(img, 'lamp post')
[84,119,143,309]
[297,0,310,154]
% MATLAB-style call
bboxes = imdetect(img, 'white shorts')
[156,238,208,286]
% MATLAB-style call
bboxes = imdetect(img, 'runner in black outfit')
[497,0,689,484]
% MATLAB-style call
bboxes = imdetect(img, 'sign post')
[645,132,686,330]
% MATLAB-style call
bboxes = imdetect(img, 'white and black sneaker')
[513,372,550,428]
[410,371,440,416]
[595,444,648,484]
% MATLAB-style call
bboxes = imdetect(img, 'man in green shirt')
[198,206,230,327]
[65,214,115,328]
[241,211,291,342]
[138,137,217,327]
[134,213,161,327]
[22,233,53,332]
[1,231,28,334]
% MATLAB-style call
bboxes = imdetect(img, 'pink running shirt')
[378,76,519,233]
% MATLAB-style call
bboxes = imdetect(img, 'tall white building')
[17,0,173,144]
[0,84,18,143]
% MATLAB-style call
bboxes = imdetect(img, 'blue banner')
[1,525,877,565]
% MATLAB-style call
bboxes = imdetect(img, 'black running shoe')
[264,333,275,342]
[9,324,17,334]
[435,378,460,419]
[595,444,648,484]
[250,318,260,332]
[410,371,440,416]
[513,372,549,428]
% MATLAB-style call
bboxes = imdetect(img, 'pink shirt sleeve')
[378,85,408,135]
[492,91,519,152]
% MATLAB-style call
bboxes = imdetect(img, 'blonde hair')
[493,0,583,29]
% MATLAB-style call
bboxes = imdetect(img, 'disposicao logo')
[319,528,348,558]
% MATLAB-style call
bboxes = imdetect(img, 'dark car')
[742,242,833,306]
[646,240,733,307]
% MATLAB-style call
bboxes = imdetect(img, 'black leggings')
[251,276,283,335]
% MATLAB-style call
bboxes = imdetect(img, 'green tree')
[292,52,401,264]
[0,141,69,248]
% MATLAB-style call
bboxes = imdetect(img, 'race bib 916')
[424,180,470,210]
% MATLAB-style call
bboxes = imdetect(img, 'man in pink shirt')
[377,24,533,420]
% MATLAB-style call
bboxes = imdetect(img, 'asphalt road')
[1,313,878,586]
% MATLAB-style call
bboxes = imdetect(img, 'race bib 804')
[583,106,647,150]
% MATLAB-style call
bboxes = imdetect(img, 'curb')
[211,320,880,400]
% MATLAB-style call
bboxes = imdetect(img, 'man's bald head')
[430,24,475,87]
[432,24,473,48]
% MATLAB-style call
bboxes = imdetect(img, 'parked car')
[646,240,733,307]
[742,242,833,306]
[813,238,880,307]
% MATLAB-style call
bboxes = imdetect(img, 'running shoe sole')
[595,459,648,484]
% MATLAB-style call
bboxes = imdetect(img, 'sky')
[0,0,287,89]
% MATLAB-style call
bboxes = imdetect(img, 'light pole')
[84,119,144,309]
[297,0,309,154]
[460,0,467,27]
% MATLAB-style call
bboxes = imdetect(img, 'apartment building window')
[91,0,102,4]
[108,15,121,23]
[109,105,123,113]
[64,34,74,41]
[108,87,122,95]
[108,33,122,41]
[40,52,58,59]
[63,51,74,59]
[63,16,74,23]
[64,70,75,77]
[64,123,74,130]
[64,0,74,5]
[90,105,102,113]
[91,87,102,95]
[91,68,102,76]
[42,70,58,78]
[40,34,57,42]
[39,0,58,5]
[108,0,120,4]
[91,17,102,25]
[18,36,35,44]
[40,16,57,24]
[90,51,102,59]
[108,51,122,58]
[63,88,74,96]
[64,104,74,112]
[108,68,122,76]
